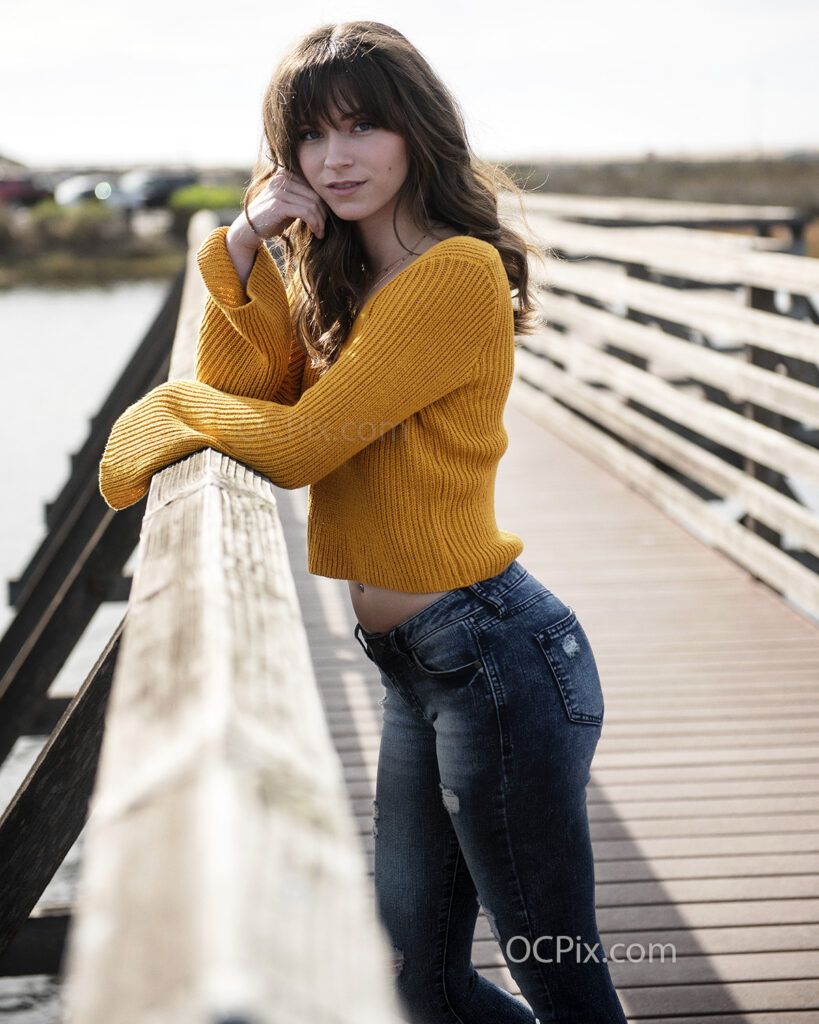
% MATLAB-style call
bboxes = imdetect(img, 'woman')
[99,21,628,1024]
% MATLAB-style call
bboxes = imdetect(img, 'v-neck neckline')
[356,235,470,318]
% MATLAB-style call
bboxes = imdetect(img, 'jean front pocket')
[534,609,604,725]
[405,619,484,688]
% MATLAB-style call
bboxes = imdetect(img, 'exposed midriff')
[348,580,454,634]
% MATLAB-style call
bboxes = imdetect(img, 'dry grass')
[506,153,819,209]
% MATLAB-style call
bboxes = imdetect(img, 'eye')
[299,127,321,141]
[353,121,376,133]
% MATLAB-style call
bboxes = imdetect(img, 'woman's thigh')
[430,599,623,1021]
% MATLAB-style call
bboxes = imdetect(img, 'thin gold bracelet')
[244,209,267,240]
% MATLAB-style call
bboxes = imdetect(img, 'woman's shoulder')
[407,234,506,289]
[362,233,508,317]
[424,233,502,265]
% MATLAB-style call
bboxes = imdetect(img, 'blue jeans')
[354,559,627,1024]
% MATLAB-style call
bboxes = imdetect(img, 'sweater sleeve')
[99,242,507,509]
[193,226,306,405]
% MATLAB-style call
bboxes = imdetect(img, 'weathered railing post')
[742,283,794,548]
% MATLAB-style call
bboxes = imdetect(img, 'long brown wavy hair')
[245,21,540,370]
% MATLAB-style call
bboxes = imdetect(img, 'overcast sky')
[3,0,817,170]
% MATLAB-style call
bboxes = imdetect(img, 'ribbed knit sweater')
[99,226,524,591]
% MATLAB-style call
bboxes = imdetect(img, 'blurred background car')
[52,168,200,210]
[53,174,125,207]
[117,167,199,209]
[0,176,53,206]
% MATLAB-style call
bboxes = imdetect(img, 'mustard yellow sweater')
[99,227,523,591]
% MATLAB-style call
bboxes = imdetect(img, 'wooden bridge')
[0,194,817,1023]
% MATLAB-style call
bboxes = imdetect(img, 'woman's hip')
[355,559,606,758]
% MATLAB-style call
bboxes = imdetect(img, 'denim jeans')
[354,559,628,1024]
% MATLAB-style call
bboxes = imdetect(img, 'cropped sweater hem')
[307,527,524,593]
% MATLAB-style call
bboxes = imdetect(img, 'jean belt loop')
[467,580,507,618]
[391,629,408,655]
[354,622,375,661]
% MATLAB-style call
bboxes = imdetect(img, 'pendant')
[358,582,365,592]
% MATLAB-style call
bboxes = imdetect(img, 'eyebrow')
[298,109,370,132]
[335,109,366,124]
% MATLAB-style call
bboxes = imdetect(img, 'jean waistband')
[354,559,531,659]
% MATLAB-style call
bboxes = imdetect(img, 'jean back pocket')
[534,610,604,725]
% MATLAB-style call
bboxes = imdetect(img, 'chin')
[328,199,379,220]
[330,209,365,222]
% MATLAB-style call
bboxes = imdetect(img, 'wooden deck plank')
[628,1016,819,1024]
[275,400,819,1022]
[480,973,819,1015]
[487,949,819,985]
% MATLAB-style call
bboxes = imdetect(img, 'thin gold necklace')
[368,233,429,295]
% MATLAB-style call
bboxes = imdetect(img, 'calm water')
[0,279,170,1021]
[0,279,168,631]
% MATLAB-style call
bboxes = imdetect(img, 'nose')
[324,130,354,169]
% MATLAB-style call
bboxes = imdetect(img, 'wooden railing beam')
[517,192,819,621]
[61,212,402,1024]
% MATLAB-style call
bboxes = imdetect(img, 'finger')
[298,210,325,239]
[303,197,326,238]
[253,185,319,230]
[271,198,325,239]
[271,191,326,238]
[274,171,326,207]
[282,168,313,192]
[253,176,326,237]
[268,170,313,198]
[281,179,325,209]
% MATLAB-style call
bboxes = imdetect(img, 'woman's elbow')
[265,463,313,491]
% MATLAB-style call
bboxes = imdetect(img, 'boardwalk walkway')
[277,397,819,1023]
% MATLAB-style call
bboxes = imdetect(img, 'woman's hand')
[226,171,327,286]
[247,171,327,241]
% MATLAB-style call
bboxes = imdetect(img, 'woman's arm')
[99,240,509,509]
[193,227,306,403]
[224,214,263,289]
[192,171,326,399]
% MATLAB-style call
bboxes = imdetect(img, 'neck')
[356,204,426,274]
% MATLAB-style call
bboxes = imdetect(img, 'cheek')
[389,141,409,184]
[296,150,318,186]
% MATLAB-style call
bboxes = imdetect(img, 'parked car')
[117,168,199,209]
[54,173,125,207]
[0,176,52,206]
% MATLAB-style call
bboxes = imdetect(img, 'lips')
[327,180,365,194]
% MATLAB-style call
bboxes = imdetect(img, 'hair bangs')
[281,50,405,141]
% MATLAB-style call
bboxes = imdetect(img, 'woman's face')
[296,107,409,231]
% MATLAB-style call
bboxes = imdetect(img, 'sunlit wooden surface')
[277,398,819,1024]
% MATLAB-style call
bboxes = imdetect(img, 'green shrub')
[167,183,245,212]
[167,183,244,238]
